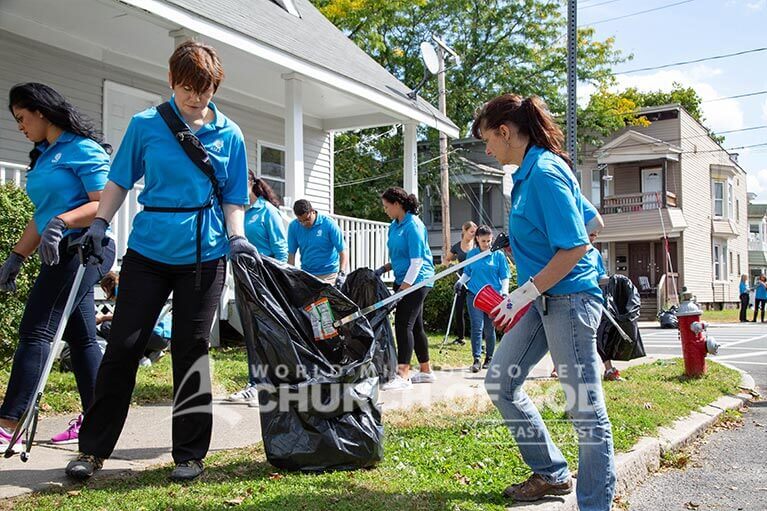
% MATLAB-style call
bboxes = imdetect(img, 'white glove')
[491,278,540,333]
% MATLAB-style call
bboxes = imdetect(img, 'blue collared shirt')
[287,212,345,275]
[387,212,435,286]
[108,97,249,265]
[26,132,109,236]
[756,282,767,300]
[509,145,600,298]
[464,247,510,295]
[740,281,749,295]
[245,197,288,262]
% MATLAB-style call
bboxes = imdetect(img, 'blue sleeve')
[329,219,346,251]
[582,197,598,226]
[287,221,298,255]
[532,168,590,252]
[108,116,144,190]
[407,224,427,260]
[268,207,288,262]
[71,139,110,192]
[221,128,249,205]
[498,252,511,280]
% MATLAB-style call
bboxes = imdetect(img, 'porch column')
[599,164,605,212]
[403,122,418,197]
[661,159,668,208]
[284,74,304,207]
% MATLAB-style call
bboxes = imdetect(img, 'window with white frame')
[257,142,286,204]
[591,169,601,208]
[713,181,724,218]
[727,179,734,220]
[736,200,740,222]
[713,240,726,281]
[750,223,761,241]
[738,253,741,275]
[729,251,733,275]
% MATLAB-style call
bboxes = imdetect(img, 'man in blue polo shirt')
[287,199,348,286]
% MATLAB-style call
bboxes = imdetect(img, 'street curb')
[509,366,756,511]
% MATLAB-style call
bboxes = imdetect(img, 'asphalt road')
[620,323,767,511]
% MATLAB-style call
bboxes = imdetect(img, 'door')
[641,167,662,209]
[628,242,652,293]
[653,240,678,282]
[103,81,161,263]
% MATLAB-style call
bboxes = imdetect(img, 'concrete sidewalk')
[0,353,712,501]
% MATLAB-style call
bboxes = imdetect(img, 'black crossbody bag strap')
[156,102,228,289]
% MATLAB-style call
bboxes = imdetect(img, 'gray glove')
[374,265,387,277]
[80,217,109,259]
[454,280,465,294]
[229,235,262,264]
[335,270,347,289]
[0,251,25,293]
[38,217,67,266]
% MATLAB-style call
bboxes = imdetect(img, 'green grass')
[701,308,743,323]
[2,359,741,511]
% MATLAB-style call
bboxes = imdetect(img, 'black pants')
[754,298,766,322]
[393,285,431,365]
[453,288,467,339]
[79,249,225,463]
[740,292,750,322]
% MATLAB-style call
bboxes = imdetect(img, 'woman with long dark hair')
[474,94,615,509]
[0,83,115,449]
[375,187,435,390]
[227,172,287,404]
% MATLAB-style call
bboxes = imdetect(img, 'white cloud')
[747,168,767,202]
[747,0,766,10]
[613,65,745,132]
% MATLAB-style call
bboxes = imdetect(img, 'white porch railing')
[749,240,767,252]
[601,191,677,214]
[0,161,28,189]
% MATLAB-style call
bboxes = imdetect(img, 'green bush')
[0,182,39,364]
[423,255,518,333]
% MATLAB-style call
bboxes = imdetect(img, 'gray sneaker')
[170,459,204,482]
[65,453,104,480]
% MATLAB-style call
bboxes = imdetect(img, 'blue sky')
[577,0,767,201]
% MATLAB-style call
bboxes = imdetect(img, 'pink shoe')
[0,426,23,452]
[51,415,82,445]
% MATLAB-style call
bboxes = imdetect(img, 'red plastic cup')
[473,285,504,316]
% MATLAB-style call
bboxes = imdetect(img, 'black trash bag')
[658,305,679,329]
[341,268,397,384]
[232,256,384,472]
[597,274,646,361]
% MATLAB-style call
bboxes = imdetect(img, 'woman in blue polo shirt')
[0,83,115,450]
[375,187,435,391]
[454,225,510,373]
[65,41,258,483]
[473,94,616,510]
[227,173,287,404]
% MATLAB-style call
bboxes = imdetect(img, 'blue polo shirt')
[245,197,288,262]
[287,212,345,275]
[509,145,600,298]
[464,247,510,295]
[26,132,109,236]
[387,212,435,286]
[756,282,767,300]
[739,281,749,295]
[108,97,249,265]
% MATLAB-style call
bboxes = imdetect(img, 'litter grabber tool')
[4,238,100,462]
[333,233,509,331]
[438,293,460,353]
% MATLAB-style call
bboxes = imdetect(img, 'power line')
[579,0,696,27]
[580,0,628,10]
[334,124,400,154]
[334,149,461,188]
[615,46,767,75]
[582,141,767,160]
[703,90,767,103]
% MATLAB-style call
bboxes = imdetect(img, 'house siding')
[0,29,333,213]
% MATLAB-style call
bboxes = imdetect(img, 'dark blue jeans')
[0,235,115,421]
[467,291,496,360]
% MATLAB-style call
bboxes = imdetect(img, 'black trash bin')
[597,274,646,361]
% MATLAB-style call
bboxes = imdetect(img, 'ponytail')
[381,186,420,214]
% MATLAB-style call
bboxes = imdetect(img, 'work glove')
[38,216,67,266]
[454,280,465,294]
[229,235,262,265]
[79,218,109,259]
[491,278,540,333]
[335,270,347,289]
[374,265,387,277]
[0,251,25,293]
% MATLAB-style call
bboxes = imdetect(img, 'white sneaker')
[227,384,258,402]
[381,375,412,391]
[410,371,437,384]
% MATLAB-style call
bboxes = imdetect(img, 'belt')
[143,197,214,290]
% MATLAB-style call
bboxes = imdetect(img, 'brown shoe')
[503,473,573,501]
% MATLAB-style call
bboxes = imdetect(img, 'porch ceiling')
[0,0,457,135]
[598,208,687,243]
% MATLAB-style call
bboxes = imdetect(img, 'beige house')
[579,104,749,315]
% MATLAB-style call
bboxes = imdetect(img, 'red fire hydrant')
[677,291,713,377]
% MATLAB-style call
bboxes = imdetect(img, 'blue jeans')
[484,292,616,511]
[467,291,496,360]
[0,235,115,421]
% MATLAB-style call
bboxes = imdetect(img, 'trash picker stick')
[334,233,510,328]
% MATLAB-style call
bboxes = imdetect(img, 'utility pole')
[566,0,577,169]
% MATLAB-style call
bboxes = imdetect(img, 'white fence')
[0,161,27,189]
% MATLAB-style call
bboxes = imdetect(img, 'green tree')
[622,82,705,124]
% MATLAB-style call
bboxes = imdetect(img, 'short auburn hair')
[169,41,225,93]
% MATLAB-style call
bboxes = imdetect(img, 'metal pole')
[437,46,452,260]
[566,0,578,168]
